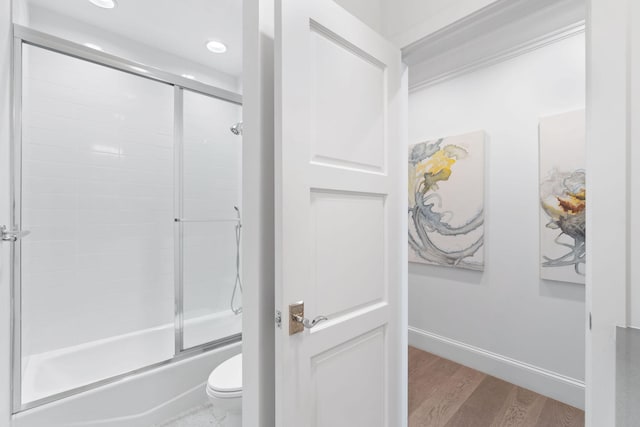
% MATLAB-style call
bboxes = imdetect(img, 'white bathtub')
[13,311,242,427]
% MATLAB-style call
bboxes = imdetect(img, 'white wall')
[334,0,580,53]
[332,0,489,43]
[382,0,497,47]
[332,0,496,45]
[333,0,384,34]
[408,34,586,408]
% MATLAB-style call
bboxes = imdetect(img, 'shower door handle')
[1,225,30,242]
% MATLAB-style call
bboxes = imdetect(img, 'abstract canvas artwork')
[539,110,586,284]
[408,131,485,271]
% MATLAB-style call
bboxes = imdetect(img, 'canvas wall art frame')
[408,131,485,271]
[539,110,586,284]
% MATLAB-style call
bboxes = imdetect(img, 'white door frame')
[585,0,632,425]
[242,0,276,426]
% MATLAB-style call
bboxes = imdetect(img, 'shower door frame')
[10,24,243,414]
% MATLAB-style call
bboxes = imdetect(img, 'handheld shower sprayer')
[230,206,243,315]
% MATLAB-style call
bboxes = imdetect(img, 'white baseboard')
[408,326,585,409]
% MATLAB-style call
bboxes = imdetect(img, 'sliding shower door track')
[12,25,242,105]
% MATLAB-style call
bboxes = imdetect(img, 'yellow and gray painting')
[408,131,485,271]
[539,110,586,284]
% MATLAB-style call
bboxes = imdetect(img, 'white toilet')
[207,353,243,426]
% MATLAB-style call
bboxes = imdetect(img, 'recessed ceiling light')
[89,0,117,9]
[130,66,149,74]
[84,43,104,51]
[181,74,195,80]
[206,40,227,54]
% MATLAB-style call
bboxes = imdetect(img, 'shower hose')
[231,206,243,315]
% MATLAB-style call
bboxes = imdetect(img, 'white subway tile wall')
[21,45,174,361]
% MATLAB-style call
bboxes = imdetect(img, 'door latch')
[289,301,328,335]
[1,225,30,242]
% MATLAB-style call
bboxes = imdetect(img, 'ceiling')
[22,0,243,77]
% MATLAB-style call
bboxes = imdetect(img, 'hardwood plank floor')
[410,366,485,426]
[444,376,513,426]
[408,346,585,427]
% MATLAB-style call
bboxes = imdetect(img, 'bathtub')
[13,311,242,427]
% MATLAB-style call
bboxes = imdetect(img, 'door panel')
[310,24,386,172]
[312,328,386,427]
[275,0,405,425]
[311,191,385,318]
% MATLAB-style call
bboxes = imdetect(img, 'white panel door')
[275,1,405,426]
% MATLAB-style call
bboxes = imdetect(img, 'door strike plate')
[289,301,304,336]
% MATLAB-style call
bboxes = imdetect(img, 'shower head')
[230,122,243,136]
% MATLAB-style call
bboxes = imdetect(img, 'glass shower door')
[180,89,243,349]
[19,44,175,405]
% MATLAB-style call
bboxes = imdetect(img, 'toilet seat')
[207,353,242,399]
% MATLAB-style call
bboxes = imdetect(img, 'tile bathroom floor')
[157,403,219,427]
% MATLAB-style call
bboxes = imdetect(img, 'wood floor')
[408,346,584,427]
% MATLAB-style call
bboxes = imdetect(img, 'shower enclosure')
[10,27,243,413]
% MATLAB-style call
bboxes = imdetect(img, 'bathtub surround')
[408,33,586,408]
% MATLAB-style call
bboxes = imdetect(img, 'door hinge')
[275,310,282,328]
[589,312,592,330]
